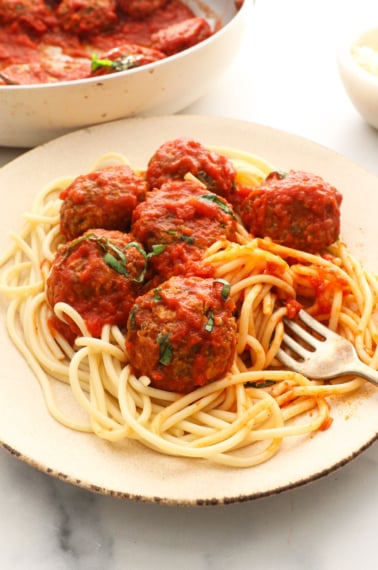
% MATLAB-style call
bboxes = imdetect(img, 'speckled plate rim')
[0,115,377,506]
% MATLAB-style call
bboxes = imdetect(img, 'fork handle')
[348,360,378,387]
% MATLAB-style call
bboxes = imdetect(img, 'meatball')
[146,138,236,200]
[56,0,117,35]
[151,17,212,56]
[91,43,165,76]
[0,0,56,33]
[132,179,237,249]
[126,276,237,393]
[46,229,148,341]
[131,179,238,280]
[117,0,168,19]
[59,164,147,241]
[238,170,343,253]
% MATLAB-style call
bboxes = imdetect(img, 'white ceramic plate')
[0,115,377,506]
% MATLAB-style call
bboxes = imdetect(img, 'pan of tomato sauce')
[0,0,227,86]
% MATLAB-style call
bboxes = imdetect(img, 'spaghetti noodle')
[0,145,377,468]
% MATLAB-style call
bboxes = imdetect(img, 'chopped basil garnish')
[66,231,98,252]
[65,233,148,282]
[148,244,166,256]
[180,234,195,244]
[157,333,173,366]
[91,53,145,74]
[104,252,128,276]
[204,310,215,333]
[161,230,194,245]
[246,380,276,388]
[214,278,231,300]
[152,288,162,302]
[199,194,236,218]
[128,306,137,329]
[91,55,113,72]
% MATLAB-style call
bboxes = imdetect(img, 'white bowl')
[337,25,378,129]
[0,0,252,148]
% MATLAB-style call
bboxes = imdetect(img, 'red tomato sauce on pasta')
[0,1,219,85]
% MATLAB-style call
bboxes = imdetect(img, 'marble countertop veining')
[1,1,378,569]
[2,447,378,570]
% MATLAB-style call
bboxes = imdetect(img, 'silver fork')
[277,309,378,386]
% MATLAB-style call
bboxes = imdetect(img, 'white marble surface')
[1,1,378,568]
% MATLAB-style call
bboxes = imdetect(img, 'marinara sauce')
[126,275,237,393]
[0,0,219,85]
[238,170,343,254]
[46,228,149,342]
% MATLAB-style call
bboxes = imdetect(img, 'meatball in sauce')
[59,164,147,241]
[46,229,149,342]
[0,0,56,33]
[151,17,212,56]
[117,0,168,19]
[126,276,237,393]
[238,170,342,253]
[56,0,117,35]
[131,179,238,280]
[146,137,236,200]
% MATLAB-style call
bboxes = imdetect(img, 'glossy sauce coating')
[146,137,236,199]
[238,170,342,253]
[126,275,237,393]
[59,164,147,240]
[131,179,238,280]
[0,0,215,84]
[46,229,148,341]
[48,137,344,392]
